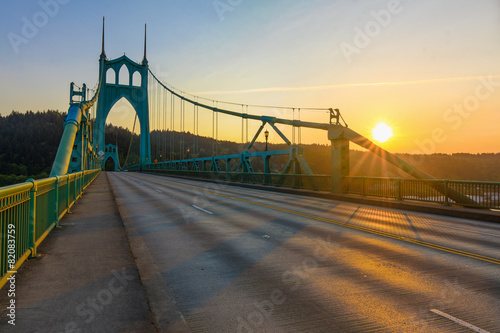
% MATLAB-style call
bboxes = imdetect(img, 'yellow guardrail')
[0,169,100,289]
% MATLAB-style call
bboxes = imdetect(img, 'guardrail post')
[54,176,60,228]
[26,179,38,258]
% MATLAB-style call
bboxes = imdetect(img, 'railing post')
[54,176,60,228]
[397,178,402,201]
[362,177,366,197]
[444,179,449,206]
[73,174,77,205]
[26,179,38,258]
[79,172,83,198]
[66,175,71,213]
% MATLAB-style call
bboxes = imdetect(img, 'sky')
[1,0,499,154]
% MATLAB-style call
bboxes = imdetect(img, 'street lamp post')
[264,129,269,151]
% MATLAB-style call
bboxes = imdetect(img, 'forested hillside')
[1,110,499,186]
[0,111,65,185]
[0,110,135,186]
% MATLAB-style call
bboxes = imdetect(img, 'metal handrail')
[0,169,101,289]
[136,168,500,209]
[345,176,500,209]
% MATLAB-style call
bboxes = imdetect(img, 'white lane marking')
[430,309,490,333]
[192,205,213,215]
[155,189,162,193]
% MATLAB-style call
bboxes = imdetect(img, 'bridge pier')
[329,126,350,194]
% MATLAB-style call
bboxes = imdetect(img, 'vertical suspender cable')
[159,82,162,161]
[181,100,185,160]
[155,80,158,161]
[157,81,161,161]
[183,99,186,159]
[212,107,215,157]
[168,91,171,160]
[193,102,196,159]
[196,104,199,156]
[157,82,160,161]
[171,95,175,160]
[154,75,157,161]
[124,114,137,168]
[149,75,154,161]
[164,87,167,161]
[158,81,162,161]
[179,98,182,160]
[241,105,244,144]
[246,105,249,144]
[216,101,219,156]
[298,108,301,145]
[156,79,161,160]
[150,74,153,161]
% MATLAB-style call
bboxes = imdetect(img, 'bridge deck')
[0,173,157,332]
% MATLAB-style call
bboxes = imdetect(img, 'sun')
[372,123,393,143]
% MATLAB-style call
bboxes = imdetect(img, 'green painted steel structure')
[103,144,121,171]
[94,22,151,168]
[50,81,101,177]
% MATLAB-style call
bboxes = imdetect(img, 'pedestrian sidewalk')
[0,173,156,333]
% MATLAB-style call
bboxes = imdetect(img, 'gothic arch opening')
[106,68,116,84]
[132,71,142,87]
[104,156,116,171]
[118,65,130,86]
[105,97,141,167]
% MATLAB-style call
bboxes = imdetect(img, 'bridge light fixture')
[264,129,269,151]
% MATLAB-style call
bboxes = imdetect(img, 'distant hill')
[0,110,65,186]
[1,110,499,186]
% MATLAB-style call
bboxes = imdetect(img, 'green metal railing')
[136,167,500,210]
[139,168,332,192]
[345,176,500,209]
[0,169,100,289]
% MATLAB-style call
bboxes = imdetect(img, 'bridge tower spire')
[142,23,148,66]
[100,17,106,61]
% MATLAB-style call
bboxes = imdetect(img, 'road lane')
[108,172,500,332]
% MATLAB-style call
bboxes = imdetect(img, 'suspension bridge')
[1,21,500,332]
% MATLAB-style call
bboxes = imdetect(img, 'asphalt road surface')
[108,172,500,333]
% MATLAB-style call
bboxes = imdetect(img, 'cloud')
[192,75,500,95]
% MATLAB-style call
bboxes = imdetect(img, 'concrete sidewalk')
[0,173,157,333]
